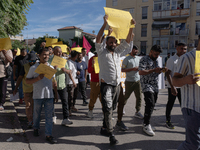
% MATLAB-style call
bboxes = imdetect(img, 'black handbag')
[2,60,12,78]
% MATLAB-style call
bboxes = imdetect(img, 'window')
[163,0,170,10]
[154,0,162,11]
[129,8,134,14]
[112,0,117,6]
[141,24,147,37]
[142,7,148,19]
[195,40,199,47]
[197,2,200,16]
[142,0,148,2]
[141,41,147,54]
[196,21,200,35]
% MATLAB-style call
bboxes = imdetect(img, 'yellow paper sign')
[52,44,68,53]
[51,55,67,69]
[93,57,100,74]
[71,47,82,53]
[34,63,57,79]
[16,48,20,56]
[52,41,63,45]
[0,38,12,51]
[45,38,58,47]
[195,51,200,86]
[104,30,120,44]
[104,7,135,39]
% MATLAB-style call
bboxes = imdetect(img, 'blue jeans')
[19,82,23,99]
[178,108,200,150]
[33,98,54,136]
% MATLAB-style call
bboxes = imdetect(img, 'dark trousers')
[79,81,87,102]
[166,88,181,122]
[67,84,78,109]
[0,77,7,106]
[101,82,120,133]
[143,91,158,125]
[57,87,69,119]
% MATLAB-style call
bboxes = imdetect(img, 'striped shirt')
[175,49,200,113]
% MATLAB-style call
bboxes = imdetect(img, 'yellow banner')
[45,38,58,47]
[104,7,135,39]
[52,44,68,53]
[34,63,57,79]
[51,55,67,69]
[0,38,12,51]
[16,48,20,56]
[104,30,120,44]
[195,51,200,86]
[52,41,63,45]
[71,47,82,53]
[93,57,100,74]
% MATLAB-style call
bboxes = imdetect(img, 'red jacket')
[88,56,99,82]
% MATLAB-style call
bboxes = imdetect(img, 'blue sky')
[22,0,106,39]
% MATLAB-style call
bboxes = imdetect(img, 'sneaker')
[166,121,175,129]
[18,98,23,104]
[109,135,119,145]
[27,121,33,129]
[100,127,109,137]
[143,124,155,136]
[87,110,93,118]
[135,112,144,119]
[142,123,156,131]
[83,101,88,106]
[46,136,57,144]
[33,129,40,137]
[0,105,4,111]
[61,118,73,126]
[53,116,57,124]
[116,121,129,131]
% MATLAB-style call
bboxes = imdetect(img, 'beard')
[107,45,115,52]
[150,54,157,61]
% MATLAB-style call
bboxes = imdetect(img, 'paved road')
[0,82,185,150]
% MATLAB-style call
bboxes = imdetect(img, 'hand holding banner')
[0,38,12,51]
[51,55,67,69]
[34,63,57,79]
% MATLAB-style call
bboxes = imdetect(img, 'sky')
[22,0,106,39]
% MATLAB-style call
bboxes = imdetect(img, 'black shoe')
[33,129,39,137]
[46,136,57,144]
[109,135,119,145]
[83,101,88,106]
[27,121,33,129]
[100,127,109,137]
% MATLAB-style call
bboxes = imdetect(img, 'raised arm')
[125,19,136,44]
[96,15,108,44]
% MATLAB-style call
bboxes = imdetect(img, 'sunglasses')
[29,60,36,63]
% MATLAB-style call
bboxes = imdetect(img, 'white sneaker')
[135,112,144,119]
[87,110,93,118]
[143,124,155,136]
[61,118,73,126]
[53,116,57,124]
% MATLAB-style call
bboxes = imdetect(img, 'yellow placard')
[52,41,63,45]
[195,51,200,86]
[16,48,20,56]
[0,38,12,51]
[93,57,100,74]
[34,63,57,79]
[45,38,58,47]
[104,30,120,44]
[51,55,67,69]
[71,47,82,53]
[52,44,68,53]
[104,7,135,39]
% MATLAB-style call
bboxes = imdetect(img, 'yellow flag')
[45,38,58,47]
[0,38,12,51]
[52,44,68,53]
[71,47,82,53]
[195,51,200,86]
[16,48,20,56]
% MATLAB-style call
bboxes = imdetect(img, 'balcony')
[152,28,189,38]
[153,9,190,20]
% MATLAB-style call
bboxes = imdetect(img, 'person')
[76,53,88,106]
[165,43,187,129]
[0,49,13,111]
[48,46,74,126]
[82,48,89,85]
[67,50,79,113]
[116,45,143,130]
[47,46,53,56]
[13,53,37,128]
[26,48,58,144]
[172,36,200,150]
[95,15,135,145]
[87,52,101,118]
[11,49,18,92]
[138,45,166,136]
[164,52,170,66]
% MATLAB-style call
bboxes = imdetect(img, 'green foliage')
[73,36,95,53]
[0,0,33,38]
[12,40,25,50]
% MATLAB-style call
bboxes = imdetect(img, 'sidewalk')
[0,82,185,150]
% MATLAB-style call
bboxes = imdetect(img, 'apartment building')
[106,0,200,57]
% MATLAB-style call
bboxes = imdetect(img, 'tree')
[0,0,33,38]
[12,40,25,50]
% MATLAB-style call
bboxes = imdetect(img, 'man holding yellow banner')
[95,14,135,145]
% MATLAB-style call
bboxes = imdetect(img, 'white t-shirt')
[67,59,78,84]
[166,53,180,88]
[26,62,55,99]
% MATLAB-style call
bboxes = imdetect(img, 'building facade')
[106,0,200,57]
